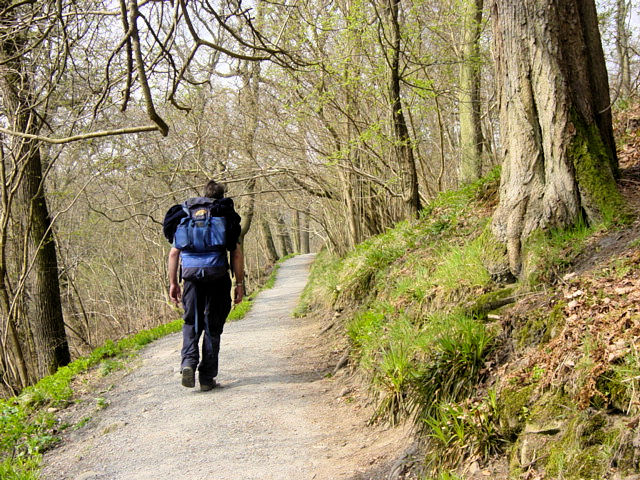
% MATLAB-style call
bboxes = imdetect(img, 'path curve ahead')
[42,254,405,480]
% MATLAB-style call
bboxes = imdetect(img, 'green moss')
[544,412,614,480]
[515,301,566,349]
[594,349,640,414]
[530,391,572,422]
[569,111,625,224]
[498,384,535,440]
[581,413,607,446]
[505,389,623,479]
[467,287,514,320]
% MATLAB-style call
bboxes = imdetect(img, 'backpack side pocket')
[174,220,192,250]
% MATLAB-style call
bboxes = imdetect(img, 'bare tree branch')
[0,125,161,144]
[128,0,169,136]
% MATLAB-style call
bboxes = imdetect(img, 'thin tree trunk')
[387,0,420,218]
[238,61,261,246]
[260,218,279,263]
[338,168,360,248]
[491,0,620,275]
[301,208,310,254]
[615,0,632,98]
[292,210,301,253]
[458,0,485,184]
[275,214,293,257]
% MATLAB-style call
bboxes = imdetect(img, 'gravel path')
[42,254,408,480]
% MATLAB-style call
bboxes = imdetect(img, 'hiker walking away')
[163,180,244,391]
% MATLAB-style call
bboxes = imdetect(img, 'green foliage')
[595,348,640,414]
[523,218,600,285]
[228,296,253,321]
[301,169,504,433]
[424,391,505,472]
[370,316,432,424]
[73,417,91,430]
[346,303,389,357]
[347,305,416,423]
[294,249,342,316]
[426,227,503,293]
[337,222,415,303]
[299,169,514,471]
[346,304,495,427]
[429,473,463,480]
[0,456,41,480]
[413,314,494,421]
[0,318,183,477]
[100,359,125,377]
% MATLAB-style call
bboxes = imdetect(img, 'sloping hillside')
[298,106,640,480]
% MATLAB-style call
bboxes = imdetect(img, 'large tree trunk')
[491,0,620,275]
[0,9,71,377]
[458,0,485,184]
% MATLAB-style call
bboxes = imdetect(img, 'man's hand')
[168,247,181,305]
[234,284,244,304]
[169,283,182,305]
[231,244,245,305]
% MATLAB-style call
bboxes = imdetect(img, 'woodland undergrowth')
[299,144,640,479]
[0,257,290,479]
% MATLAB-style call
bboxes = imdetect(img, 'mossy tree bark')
[458,0,485,184]
[491,0,621,275]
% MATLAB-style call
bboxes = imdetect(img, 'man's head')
[204,180,225,199]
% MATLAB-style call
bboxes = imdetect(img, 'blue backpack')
[174,197,228,281]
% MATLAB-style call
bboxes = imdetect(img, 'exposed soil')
[41,254,412,480]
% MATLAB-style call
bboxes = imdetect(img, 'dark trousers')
[180,275,231,381]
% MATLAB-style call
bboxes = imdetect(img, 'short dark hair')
[204,180,225,199]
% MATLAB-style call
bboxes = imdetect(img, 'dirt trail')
[42,254,409,480]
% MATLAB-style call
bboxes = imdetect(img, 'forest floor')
[40,253,411,480]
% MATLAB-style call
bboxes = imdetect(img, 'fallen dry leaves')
[506,249,640,409]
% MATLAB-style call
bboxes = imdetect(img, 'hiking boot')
[200,379,217,392]
[181,366,195,388]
